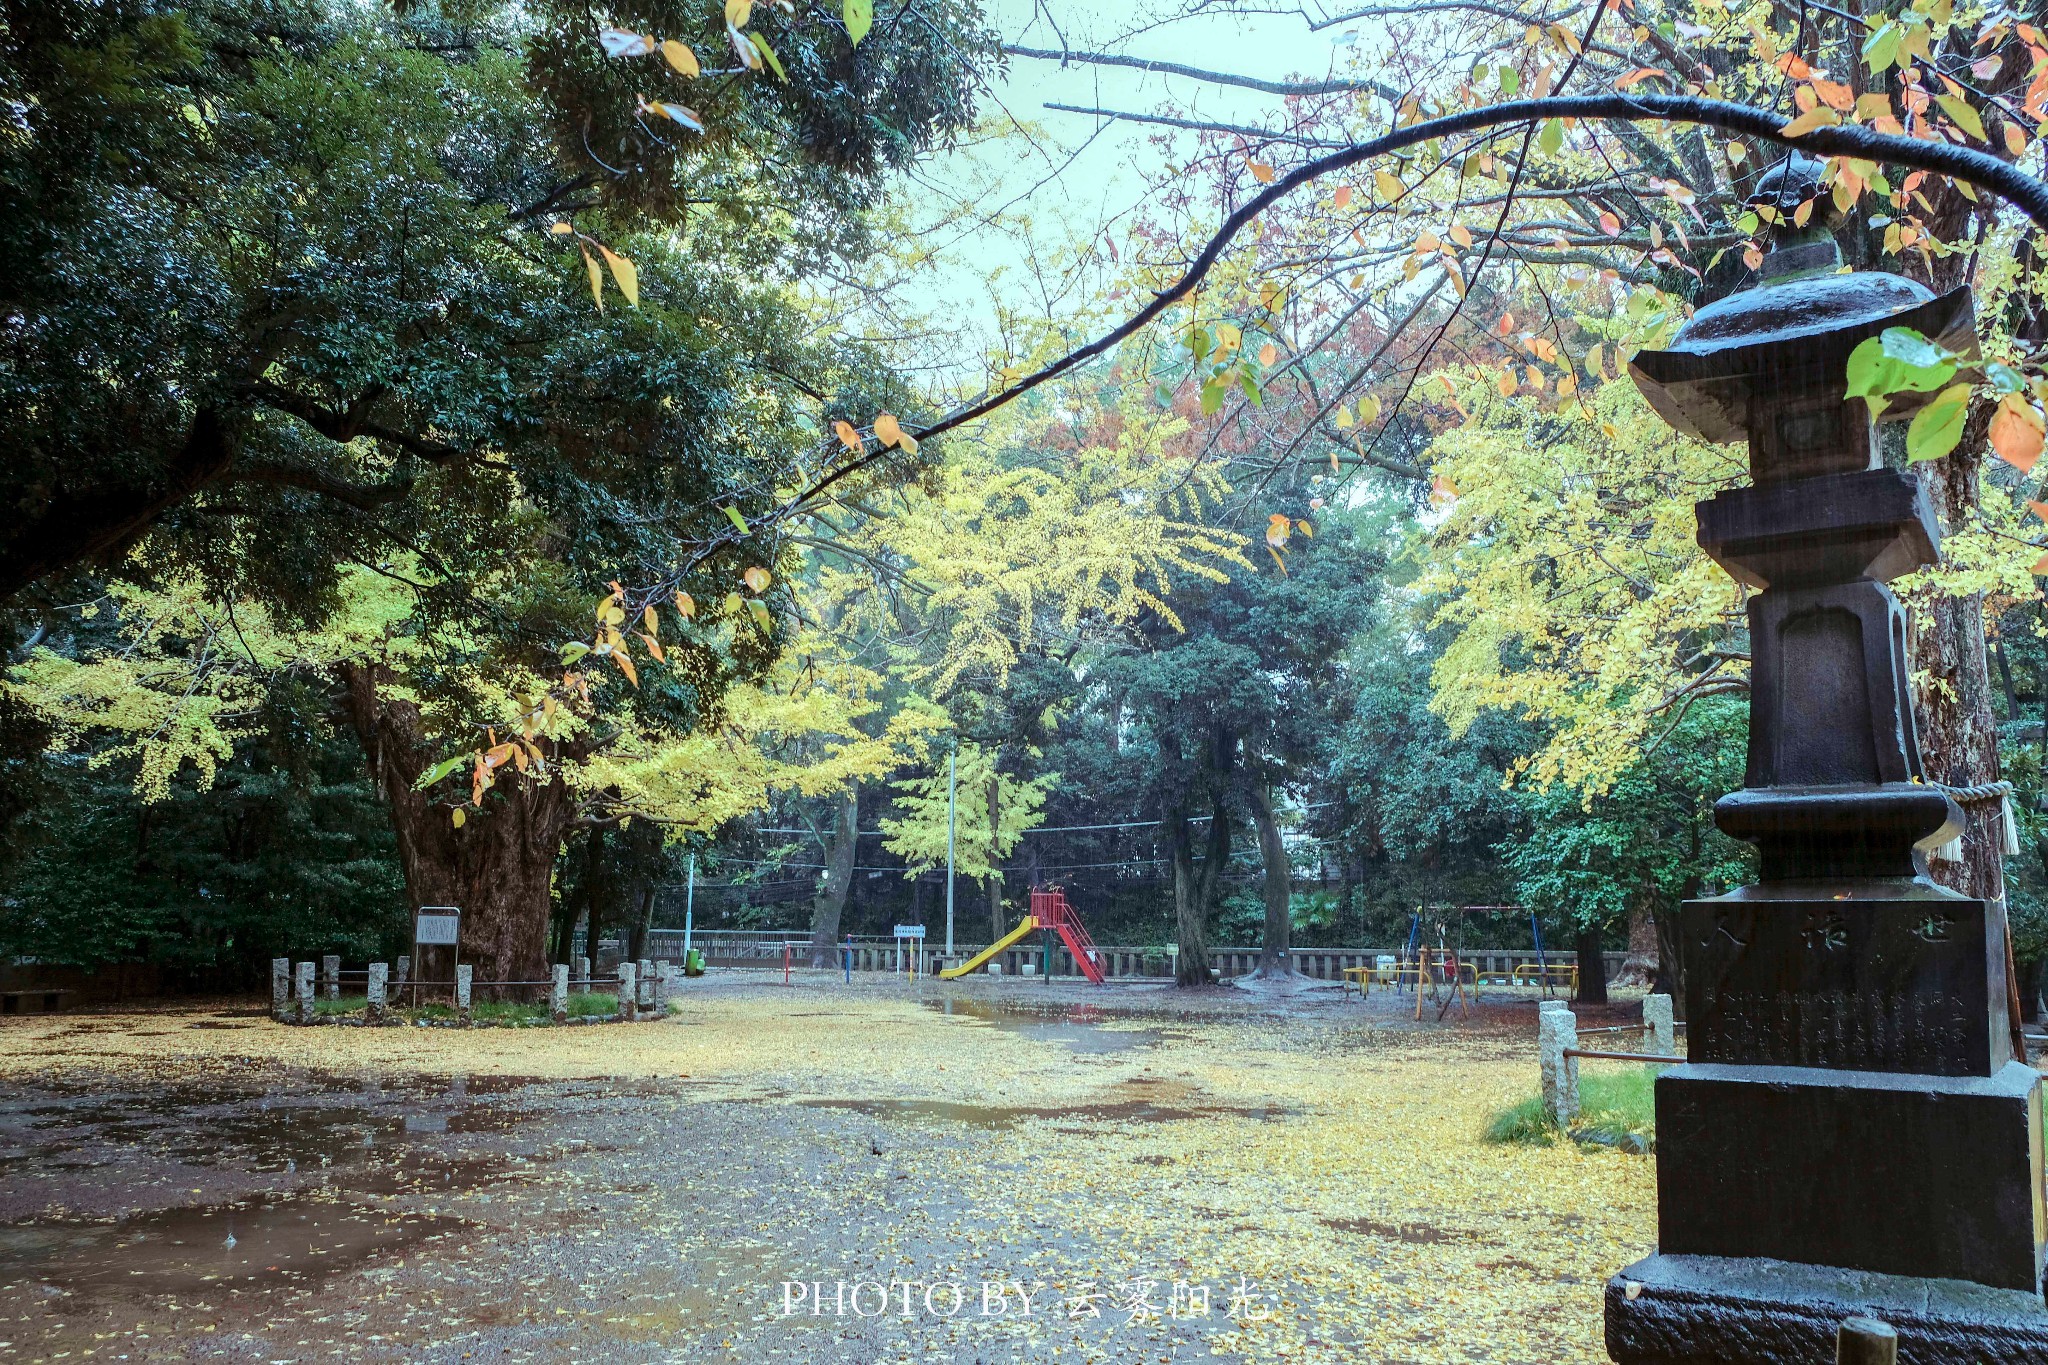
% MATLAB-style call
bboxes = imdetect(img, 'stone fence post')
[576,956,590,986]
[1644,993,1675,1056]
[367,962,388,1023]
[1539,1000,1579,1126]
[271,958,290,1022]
[1837,1316,1897,1364]
[617,962,638,1022]
[456,964,473,1025]
[637,958,654,1008]
[551,964,569,1023]
[396,955,410,994]
[295,961,315,1024]
[321,954,340,1000]
[652,963,671,1015]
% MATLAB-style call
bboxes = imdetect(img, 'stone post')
[1837,1317,1897,1365]
[294,961,315,1024]
[271,958,290,1022]
[617,962,638,1022]
[320,953,340,1000]
[1539,1001,1579,1126]
[1644,993,1675,1056]
[636,958,654,1008]
[396,954,410,994]
[551,963,569,1023]
[576,955,590,986]
[652,963,671,1015]
[367,962,388,1023]
[455,964,472,1025]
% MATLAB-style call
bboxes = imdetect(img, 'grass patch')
[383,990,624,1024]
[1484,1064,1661,1149]
[1483,1096,1558,1145]
[312,995,369,1016]
[1577,1067,1656,1142]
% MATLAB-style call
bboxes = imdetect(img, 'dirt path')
[0,975,1654,1363]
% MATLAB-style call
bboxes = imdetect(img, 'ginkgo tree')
[881,742,1058,942]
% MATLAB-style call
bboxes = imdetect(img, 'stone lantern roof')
[1628,154,1975,484]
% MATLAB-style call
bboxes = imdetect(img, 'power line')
[747,802,1336,841]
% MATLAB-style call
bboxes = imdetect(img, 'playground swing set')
[1342,907,1577,1019]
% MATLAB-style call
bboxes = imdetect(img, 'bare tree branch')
[1007,43,1405,102]
[771,91,2048,527]
[1042,102,1345,146]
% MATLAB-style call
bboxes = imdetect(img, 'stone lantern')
[1607,155,2048,1361]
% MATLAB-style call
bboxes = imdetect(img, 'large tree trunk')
[340,663,570,994]
[1249,782,1296,976]
[626,882,655,964]
[548,852,582,966]
[1918,438,2007,908]
[1575,927,1609,1005]
[1616,902,1659,988]
[1916,413,2026,1058]
[1166,801,1229,986]
[1652,907,1683,1006]
[807,788,858,967]
[580,823,606,969]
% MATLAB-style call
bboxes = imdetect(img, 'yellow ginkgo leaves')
[583,242,637,309]
[660,39,699,76]
[874,413,920,454]
[1779,105,1840,137]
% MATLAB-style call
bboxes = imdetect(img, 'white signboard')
[892,924,927,939]
[415,910,461,946]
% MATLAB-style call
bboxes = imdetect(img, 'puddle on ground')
[0,1194,466,1296]
[922,996,1171,1053]
[8,1080,536,1176]
[798,1076,1286,1130]
[0,1072,561,1298]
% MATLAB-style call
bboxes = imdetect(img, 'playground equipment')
[1030,887,1105,983]
[939,915,1038,978]
[1414,942,1471,1020]
[938,887,1106,983]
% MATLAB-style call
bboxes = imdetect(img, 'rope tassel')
[1928,780,2019,864]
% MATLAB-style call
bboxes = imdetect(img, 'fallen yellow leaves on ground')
[0,977,1654,1362]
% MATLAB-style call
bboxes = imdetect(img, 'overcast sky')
[884,0,1392,384]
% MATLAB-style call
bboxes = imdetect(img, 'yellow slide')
[939,916,1038,979]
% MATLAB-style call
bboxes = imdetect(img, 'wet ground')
[0,975,1653,1363]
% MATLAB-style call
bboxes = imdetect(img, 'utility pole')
[945,751,957,957]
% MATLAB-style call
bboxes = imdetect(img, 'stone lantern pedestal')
[1605,158,2048,1363]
